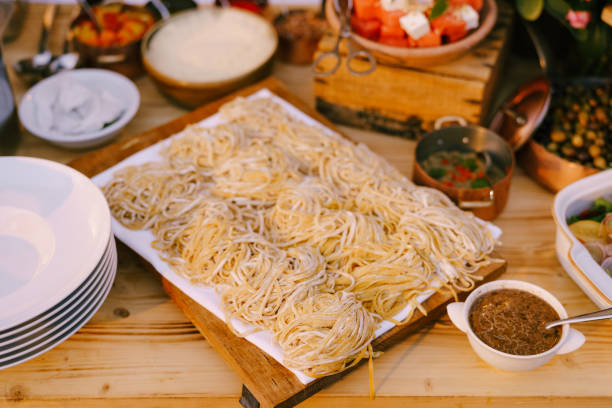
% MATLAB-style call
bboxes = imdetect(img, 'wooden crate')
[313,2,514,138]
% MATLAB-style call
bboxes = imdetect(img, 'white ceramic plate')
[553,169,612,308]
[0,242,116,370]
[0,236,113,339]
[0,238,115,357]
[0,237,114,347]
[18,69,140,149]
[0,157,111,330]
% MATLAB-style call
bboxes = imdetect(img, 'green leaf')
[544,0,590,41]
[429,0,448,21]
[464,158,478,171]
[546,0,571,17]
[427,167,447,179]
[516,0,544,21]
[471,178,490,189]
[594,197,612,213]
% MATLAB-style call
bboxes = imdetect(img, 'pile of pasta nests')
[103,97,497,378]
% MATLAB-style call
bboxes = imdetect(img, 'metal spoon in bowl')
[13,4,56,76]
[48,33,80,75]
[546,307,612,330]
[76,0,102,32]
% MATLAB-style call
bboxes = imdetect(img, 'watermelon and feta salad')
[351,0,483,48]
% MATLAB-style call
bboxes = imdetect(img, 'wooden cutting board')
[69,76,506,408]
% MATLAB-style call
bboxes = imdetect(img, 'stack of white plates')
[0,156,116,369]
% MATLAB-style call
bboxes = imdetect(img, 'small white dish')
[447,280,585,371]
[18,68,140,149]
[0,157,110,331]
[553,169,612,308]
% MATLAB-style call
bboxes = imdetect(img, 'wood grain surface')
[2,3,612,408]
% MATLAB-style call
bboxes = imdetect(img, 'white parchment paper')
[91,89,501,384]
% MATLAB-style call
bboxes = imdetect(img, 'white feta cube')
[380,0,406,11]
[399,11,430,40]
[456,5,479,30]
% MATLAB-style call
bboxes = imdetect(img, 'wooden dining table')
[3,3,612,407]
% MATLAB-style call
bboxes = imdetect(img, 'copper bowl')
[141,7,278,108]
[413,125,514,221]
[519,139,599,192]
[508,77,608,193]
[325,0,497,67]
[70,3,153,79]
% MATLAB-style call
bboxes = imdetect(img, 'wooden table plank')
[2,3,612,407]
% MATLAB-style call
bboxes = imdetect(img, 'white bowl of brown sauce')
[447,280,585,371]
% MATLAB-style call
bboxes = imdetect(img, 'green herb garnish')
[429,0,448,21]
[464,158,478,172]
[427,167,447,180]
[594,197,612,213]
[471,178,490,188]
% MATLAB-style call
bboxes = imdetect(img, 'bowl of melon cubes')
[325,0,498,67]
[70,2,155,78]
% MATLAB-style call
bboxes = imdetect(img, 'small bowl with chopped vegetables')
[70,2,155,78]
[413,119,514,220]
[325,0,498,67]
[553,169,612,308]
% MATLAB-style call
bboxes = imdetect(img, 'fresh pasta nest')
[103,97,497,377]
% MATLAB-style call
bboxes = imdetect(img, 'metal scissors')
[313,0,376,77]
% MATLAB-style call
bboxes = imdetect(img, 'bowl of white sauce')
[141,6,278,108]
[18,69,140,149]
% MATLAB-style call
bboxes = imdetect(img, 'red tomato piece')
[377,8,404,28]
[469,0,483,11]
[98,29,116,47]
[431,12,467,42]
[102,12,121,31]
[230,0,261,13]
[379,35,410,47]
[443,181,454,187]
[350,15,381,40]
[416,29,442,47]
[354,0,379,21]
[380,24,405,38]
[450,0,483,11]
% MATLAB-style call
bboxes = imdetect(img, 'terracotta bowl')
[325,0,498,67]
[141,7,278,109]
[70,4,153,79]
[413,124,514,221]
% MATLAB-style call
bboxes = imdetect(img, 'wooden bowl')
[413,125,514,221]
[141,7,278,108]
[70,4,153,79]
[325,0,498,67]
